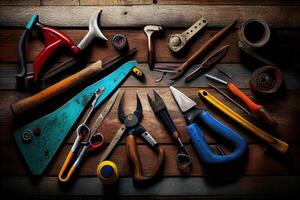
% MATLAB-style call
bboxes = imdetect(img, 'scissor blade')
[90,89,120,134]
[202,45,230,68]
[184,45,230,82]
[169,86,196,112]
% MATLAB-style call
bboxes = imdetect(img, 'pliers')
[170,86,247,164]
[147,89,192,172]
[117,92,165,183]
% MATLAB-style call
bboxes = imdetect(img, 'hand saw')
[14,60,138,175]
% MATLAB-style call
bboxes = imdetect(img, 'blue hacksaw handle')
[187,111,247,164]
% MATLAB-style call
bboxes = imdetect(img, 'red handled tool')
[205,74,278,127]
[18,15,80,82]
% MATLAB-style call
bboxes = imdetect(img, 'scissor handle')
[58,150,77,182]
[77,123,92,145]
[187,111,247,164]
[88,133,104,152]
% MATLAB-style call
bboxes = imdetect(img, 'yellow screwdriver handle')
[198,89,289,154]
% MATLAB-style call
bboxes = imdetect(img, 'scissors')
[59,89,105,182]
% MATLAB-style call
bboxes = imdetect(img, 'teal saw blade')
[14,60,138,175]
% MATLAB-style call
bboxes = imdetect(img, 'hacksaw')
[14,60,138,175]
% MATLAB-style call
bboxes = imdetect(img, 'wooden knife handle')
[11,60,102,117]
[170,20,236,80]
[126,135,165,183]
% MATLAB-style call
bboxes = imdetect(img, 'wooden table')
[0,1,300,199]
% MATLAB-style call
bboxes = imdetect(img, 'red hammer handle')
[33,27,80,81]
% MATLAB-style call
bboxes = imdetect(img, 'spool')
[96,160,119,184]
[111,34,128,52]
[249,65,283,95]
[239,18,270,48]
[238,18,274,66]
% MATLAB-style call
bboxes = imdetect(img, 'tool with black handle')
[147,89,192,172]
[205,74,278,127]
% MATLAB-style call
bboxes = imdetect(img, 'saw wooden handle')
[11,60,102,117]
[126,135,165,183]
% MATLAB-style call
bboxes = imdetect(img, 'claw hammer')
[42,10,108,81]
[18,11,107,84]
[143,25,163,70]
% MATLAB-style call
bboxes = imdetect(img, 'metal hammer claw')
[77,10,107,50]
[41,10,108,82]
[143,25,163,70]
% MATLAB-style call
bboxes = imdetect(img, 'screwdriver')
[205,74,278,127]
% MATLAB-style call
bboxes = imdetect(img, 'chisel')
[205,74,278,127]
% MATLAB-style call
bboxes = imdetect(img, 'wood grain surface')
[0,5,300,28]
[0,1,299,199]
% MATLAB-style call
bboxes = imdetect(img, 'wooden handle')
[11,60,103,117]
[126,135,165,183]
[227,82,262,113]
[170,20,236,80]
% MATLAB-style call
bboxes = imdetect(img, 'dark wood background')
[0,0,300,199]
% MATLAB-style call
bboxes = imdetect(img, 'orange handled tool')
[205,74,278,127]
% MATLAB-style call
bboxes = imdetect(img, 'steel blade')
[169,86,196,112]
[90,89,120,134]
[205,74,228,85]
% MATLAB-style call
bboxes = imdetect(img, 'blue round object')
[101,165,114,178]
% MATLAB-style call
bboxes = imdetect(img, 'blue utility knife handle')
[187,111,247,164]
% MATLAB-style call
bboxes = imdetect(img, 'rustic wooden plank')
[80,0,152,5]
[1,89,299,144]
[0,0,40,5]
[1,176,300,197]
[157,0,300,6]
[0,29,299,64]
[0,143,299,176]
[0,29,300,65]
[0,6,300,28]
[1,63,300,90]
[42,0,79,5]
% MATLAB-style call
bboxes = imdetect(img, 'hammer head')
[77,10,107,50]
[90,10,107,41]
[143,25,163,36]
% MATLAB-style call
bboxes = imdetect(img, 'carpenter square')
[14,60,138,175]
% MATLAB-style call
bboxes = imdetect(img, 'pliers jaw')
[118,92,143,129]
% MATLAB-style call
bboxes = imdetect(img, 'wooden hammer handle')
[126,135,165,183]
[11,60,102,117]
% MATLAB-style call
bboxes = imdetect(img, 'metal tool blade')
[98,124,127,162]
[169,86,196,112]
[184,45,230,82]
[90,89,120,134]
[147,89,167,113]
[205,74,228,85]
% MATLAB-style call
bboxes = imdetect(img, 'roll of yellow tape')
[96,160,119,184]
